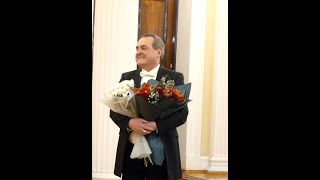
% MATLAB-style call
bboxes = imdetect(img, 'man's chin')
[136,61,146,67]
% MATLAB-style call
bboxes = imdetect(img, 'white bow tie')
[140,71,156,78]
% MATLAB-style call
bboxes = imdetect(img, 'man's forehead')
[137,37,153,46]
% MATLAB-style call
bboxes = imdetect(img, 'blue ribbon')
[147,133,165,166]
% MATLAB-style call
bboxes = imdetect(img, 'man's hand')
[128,118,155,135]
[145,121,158,133]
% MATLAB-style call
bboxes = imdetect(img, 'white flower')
[106,79,134,98]
[100,78,153,166]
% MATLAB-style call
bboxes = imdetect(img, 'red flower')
[135,81,186,105]
[135,83,152,101]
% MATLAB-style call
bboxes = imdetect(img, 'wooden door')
[138,0,178,70]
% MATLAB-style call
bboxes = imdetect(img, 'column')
[92,0,139,179]
[207,0,228,172]
[176,0,207,170]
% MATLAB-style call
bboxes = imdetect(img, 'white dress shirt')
[140,64,160,85]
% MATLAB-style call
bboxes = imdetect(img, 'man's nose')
[136,48,142,54]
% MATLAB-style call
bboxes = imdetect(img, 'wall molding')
[183,155,228,172]
[207,156,228,172]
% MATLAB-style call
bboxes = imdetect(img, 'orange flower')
[172,87,185,102]
[163,86,173,98]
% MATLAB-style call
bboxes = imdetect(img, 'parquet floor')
[181,171,228,180]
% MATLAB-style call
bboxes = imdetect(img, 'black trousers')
[122,140,168,180]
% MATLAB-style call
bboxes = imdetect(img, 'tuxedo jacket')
[110,67,189,180]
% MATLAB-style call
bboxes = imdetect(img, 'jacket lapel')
[133,70,142,88]
[156,67,167,81]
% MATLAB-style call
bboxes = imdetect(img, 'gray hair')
[140,33,165,60]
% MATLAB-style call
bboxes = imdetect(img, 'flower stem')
[143,155,154,167]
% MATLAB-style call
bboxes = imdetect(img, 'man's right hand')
[128,118,154,135]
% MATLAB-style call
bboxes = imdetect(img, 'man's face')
[135,37,161,70]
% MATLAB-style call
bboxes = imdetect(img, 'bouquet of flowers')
[134,74,191,121]
[133,74,191,166]
[100,79,139,118]
[100,79,153,165]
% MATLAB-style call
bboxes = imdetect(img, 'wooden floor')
[181,170,228,180]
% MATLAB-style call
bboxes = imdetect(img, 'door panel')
[138,0,178,70]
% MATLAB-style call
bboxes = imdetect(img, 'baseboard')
[183,170,228,175]
[92,172,121,180]
[182,170,228,180]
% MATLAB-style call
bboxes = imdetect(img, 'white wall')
[92,0,139,179]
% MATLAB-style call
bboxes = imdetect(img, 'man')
[110,33,189,180]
